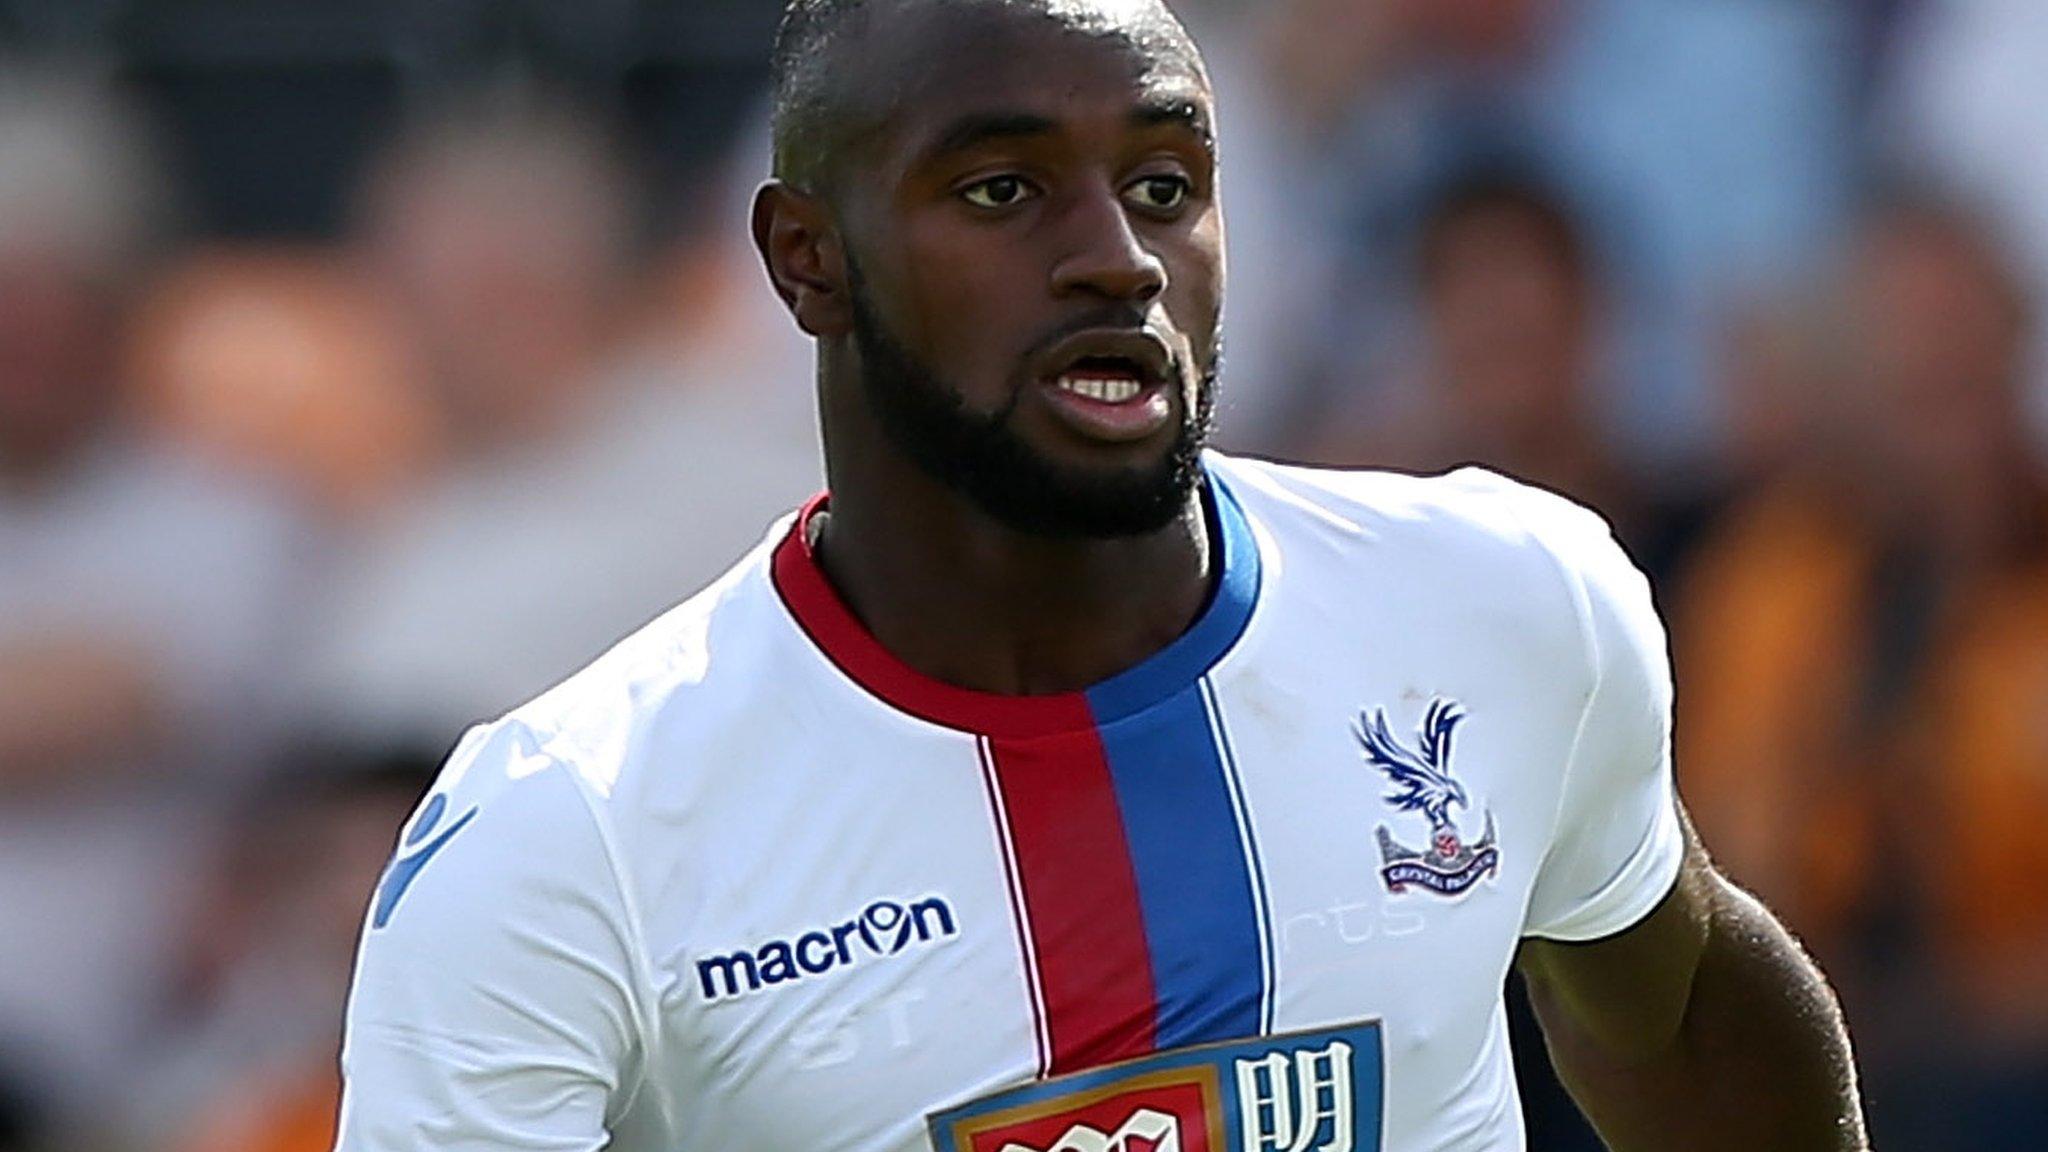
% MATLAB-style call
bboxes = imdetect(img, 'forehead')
[856,2,1210,154]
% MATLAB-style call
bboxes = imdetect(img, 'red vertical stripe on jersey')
[985,721,1159,1073]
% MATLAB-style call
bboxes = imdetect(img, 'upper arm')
[1511,486,1698,1052]
[1518,813,1715,1061]
[1518,487,1686,945]
[1518,823,1867,1150]
[336,722,646,1152]
[1493,486,1864,1144]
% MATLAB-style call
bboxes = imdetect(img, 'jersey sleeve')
[1511,484,1686,942]
[335,720,646,1151]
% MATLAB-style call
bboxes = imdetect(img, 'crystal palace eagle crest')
[1355,698,1499,897]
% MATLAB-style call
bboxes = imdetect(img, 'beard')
[845,274,1218,540]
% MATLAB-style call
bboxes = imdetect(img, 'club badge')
[1356,698,1499,897]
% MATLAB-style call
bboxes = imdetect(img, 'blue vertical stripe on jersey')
[1201,675,1277,1034]
[1092,681,1265,1049]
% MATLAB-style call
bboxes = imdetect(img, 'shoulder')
[348,716,649,1114]
[437,516,801,829]
[378,717,615,922]
[1210,453,1637,612]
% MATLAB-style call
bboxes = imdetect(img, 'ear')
[751,181,853,339]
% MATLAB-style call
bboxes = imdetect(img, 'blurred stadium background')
[2,0,2045,1148]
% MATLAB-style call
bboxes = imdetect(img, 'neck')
[814,427,1213,700]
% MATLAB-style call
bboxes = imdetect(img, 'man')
[336,1,1868,1148]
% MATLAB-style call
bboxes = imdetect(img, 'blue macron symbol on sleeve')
[373,793,479,929]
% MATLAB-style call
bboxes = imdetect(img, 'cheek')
[894,225,1046,393]
[1167,212,1227,351]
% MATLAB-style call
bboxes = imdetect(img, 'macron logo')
[695,896,958,1002]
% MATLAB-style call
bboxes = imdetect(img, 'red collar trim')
[770,495,1095,737]
[769,477,1261,738]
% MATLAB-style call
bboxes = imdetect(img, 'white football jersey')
[336,453,1683,1152]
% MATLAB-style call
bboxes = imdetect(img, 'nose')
[1049,186,1168,304]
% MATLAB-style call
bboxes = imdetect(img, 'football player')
[337,2,1868,1148]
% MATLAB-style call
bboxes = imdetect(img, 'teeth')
[1056,375,1144,403]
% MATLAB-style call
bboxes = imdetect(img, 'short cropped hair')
[770,0,871,190]
[769,0,1198,192]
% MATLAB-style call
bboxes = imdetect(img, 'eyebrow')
[1131,96,1214,152]
[919,112,1062,164]
[916,97,1216,166]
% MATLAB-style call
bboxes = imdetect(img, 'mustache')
[1020,310,1191,389]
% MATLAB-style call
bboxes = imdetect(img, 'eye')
[960,175,1033,210]
[1125,174,1191,213]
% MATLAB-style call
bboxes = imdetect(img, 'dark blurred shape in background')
[1674,189,2048,1148]
[135,743,438,1152]
[1,1,2046,1149]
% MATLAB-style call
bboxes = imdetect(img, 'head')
[1835,190,2038,545]
[753,0,1225,539]
[353,94,634,446]
[0,71,163,479]
[1400,0,1557,66]
[1414,170,1598,453]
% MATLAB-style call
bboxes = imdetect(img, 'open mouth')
[1029,327,1179,444]
[1035,349,1175,444]
[1052,356,1158,404]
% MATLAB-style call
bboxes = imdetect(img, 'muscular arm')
[1516,810,1868,1151]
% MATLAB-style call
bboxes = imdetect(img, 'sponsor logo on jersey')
[928,1021,1384,1152]
[1356,698,1499,897]
[694,895,958,1001]
[372,792,480,929]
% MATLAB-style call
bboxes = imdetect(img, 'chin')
[968,443,1204,541]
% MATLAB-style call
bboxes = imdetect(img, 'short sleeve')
[336,720,645,1151]
[1516,492,1686,942]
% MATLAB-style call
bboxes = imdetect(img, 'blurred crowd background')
[1,0,2045,1149]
